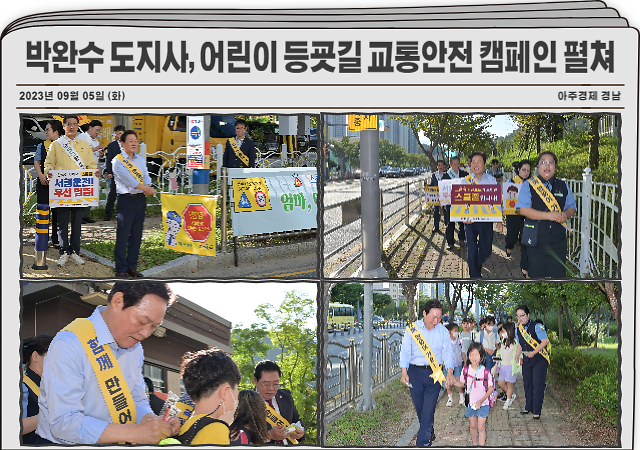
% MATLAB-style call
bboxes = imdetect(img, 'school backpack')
[176,416,227,444]
[462,365,495,410]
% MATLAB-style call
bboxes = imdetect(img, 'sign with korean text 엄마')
[450,185,502,222]
[437,179,464,206]
[161,194,217,256]
[48,170,99,208]
[503,181,523,216]
[229,167,317,236]
[186,116,205,169]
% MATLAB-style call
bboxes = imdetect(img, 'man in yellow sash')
[514,305,550,421]
[222,119,256,169]
[35,283,180,445]
[253,360,305,445]
[112,130,157,278]
[400,300,455,447]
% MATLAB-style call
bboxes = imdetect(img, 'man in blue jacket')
[222,119,256,169]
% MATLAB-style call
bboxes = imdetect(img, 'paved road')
[323,173,429,277]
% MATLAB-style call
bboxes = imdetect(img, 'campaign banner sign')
[450,185,502,222]
[161,193,217,257]
[503,181,524,216]
[48,170,99,208]
[424,186,440,205]
[186,116,205,169]
[229,167,317,236]
[437,179,464,206]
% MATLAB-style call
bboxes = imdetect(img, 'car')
[352,168,361,179]
[380,166,392,176]
[309,128,317,148]
[387,167,402,178]
[373,315,385,327]
[403,167,415,177]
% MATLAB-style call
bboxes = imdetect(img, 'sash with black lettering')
[114,154,145,185]
[62,319,137,427]
[518,323,551,364]
[464,174,479,185]
[56,136,85,169]
[264,402,299,445]
[528,177,567,228]
[405,323,447,386]
[446,168,460,179]
[176,401,195,422]
[228,137,250,167]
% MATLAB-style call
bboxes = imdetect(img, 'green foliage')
[255,291,317,442]
[380,302,407,318]
[326,380,408,446]
[373,293,392,314]
[550,344,617,385]
[575,369,618,426]
[231,323,270,390]
[330,283,364,308]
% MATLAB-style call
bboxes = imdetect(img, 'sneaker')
[57,253,69,266]
[70,253,84,265]
[503,400,511,410]
[459,396,465,405]
[511,394,517,402]
[446,398,453,407]
[498,393,508,402]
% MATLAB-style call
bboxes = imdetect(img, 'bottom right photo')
[325,281,619,447]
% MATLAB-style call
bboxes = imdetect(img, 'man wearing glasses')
[253,360,305,445]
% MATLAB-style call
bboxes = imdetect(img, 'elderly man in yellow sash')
[222,119,256,169]
[400,300,455,447]
[253,360,305,445]
[35,283,181,445]
[112,130,157,278]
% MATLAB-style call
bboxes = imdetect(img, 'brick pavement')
[402,374,577,447]
[383,211,527,279]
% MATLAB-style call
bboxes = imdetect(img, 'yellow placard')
[232,178,272,213]
[424,186,440,205]
[348,114,378,131]
[161,194,217,257]
[450,204,503,222]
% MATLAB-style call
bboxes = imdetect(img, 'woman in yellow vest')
[21,334,54,444]
[177,348,241,445]
[504,160,532,276]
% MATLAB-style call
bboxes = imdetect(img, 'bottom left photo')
[20,281,318,446]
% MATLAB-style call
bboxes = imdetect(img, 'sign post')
[188,116,209,195]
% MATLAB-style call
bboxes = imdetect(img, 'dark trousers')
[522,354,548,415]
[56,207,87,255]
[36,179,59,246]
[433,206,441,231]
[444,207,465,245]
[408,364,441,446]
[115,195,147,273]
[505,215,524,250]
[104,179,117,219]
[465,222,494,278]
[527,236,567,278]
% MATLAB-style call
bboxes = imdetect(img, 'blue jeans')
[408,365,442,446]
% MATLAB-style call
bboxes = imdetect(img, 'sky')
[169,282,318,329]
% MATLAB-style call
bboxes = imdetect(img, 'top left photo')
[21,114,319,279]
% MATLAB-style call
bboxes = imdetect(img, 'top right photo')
[323,113,619,280]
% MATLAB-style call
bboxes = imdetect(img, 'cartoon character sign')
[165,210,182,247]
[506,185,519,209]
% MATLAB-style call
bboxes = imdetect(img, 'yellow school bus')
[328,303,355,331]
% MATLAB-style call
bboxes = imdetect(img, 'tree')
[373,293,392,314]
[231,323,271,390]
[329,283,363,308]
[329,136,360,169]
[564,114,603,170]
[255,291,317,436]
[378,139,406,166]
[403,282,418,322]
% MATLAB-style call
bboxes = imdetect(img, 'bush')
[550,344,616,384]
[575,371,618,426]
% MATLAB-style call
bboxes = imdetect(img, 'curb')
[81,239,316,277]
[394,387,446,446]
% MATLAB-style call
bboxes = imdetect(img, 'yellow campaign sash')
[114,154,145,185]
[406,324,447,386]
[464,174,479,185]
[264,402,299,445]
[23,374,39,397]
[513,175,524,184]
[228,137,250,167]
[528,177,567,228]
[62,319,137,426]
[176,401,195,422]
[518,323,550,364]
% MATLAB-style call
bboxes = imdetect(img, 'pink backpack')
[462,365,495,410]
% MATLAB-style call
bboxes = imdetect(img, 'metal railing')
[326,327,405,417]
[324,177,427,277]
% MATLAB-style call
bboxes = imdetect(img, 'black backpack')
[176,416,228,445]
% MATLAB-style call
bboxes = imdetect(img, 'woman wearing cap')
[516,151,577,278]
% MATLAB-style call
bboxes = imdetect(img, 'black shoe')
[82,218,96,224]
[115,272,128,278]
[520,410,531,415]
[498,393,508,402]
[127,269,144,277]
[430,433,436,443]
[533,416,541,420]
[104,216,112,221]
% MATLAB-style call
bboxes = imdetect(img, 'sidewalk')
[383,212,526,279]
[398,375,576,447]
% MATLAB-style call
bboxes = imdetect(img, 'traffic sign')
[182,203,213,242]
[348,114,378,131]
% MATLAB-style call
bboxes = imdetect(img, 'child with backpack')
[445,322,466,406]
[497,322,520,410]
[451,341,494,446]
